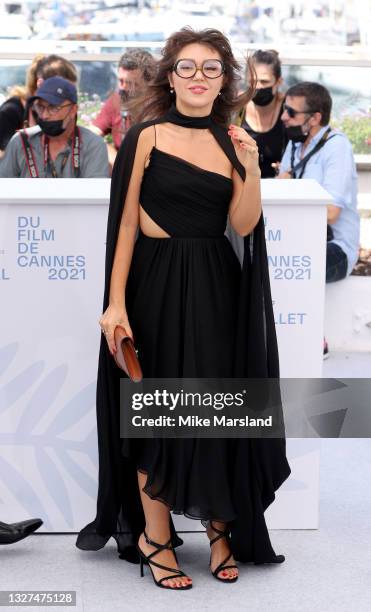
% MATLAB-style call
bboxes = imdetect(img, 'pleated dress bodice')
[139,146,233,238]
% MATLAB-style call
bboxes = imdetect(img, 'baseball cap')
[29,76,78,106]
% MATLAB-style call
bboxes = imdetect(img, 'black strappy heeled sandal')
[136,530,192,590]
[208,521,239,583]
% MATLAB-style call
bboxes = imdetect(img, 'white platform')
[322,349,371,377]
[325,276,371,352]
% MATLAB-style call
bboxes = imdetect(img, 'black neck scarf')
[163,103,213,129]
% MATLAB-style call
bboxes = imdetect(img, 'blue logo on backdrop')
[16,216,86,280]
[264,216,282,242]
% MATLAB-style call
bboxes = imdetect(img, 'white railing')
[0,41,371,66]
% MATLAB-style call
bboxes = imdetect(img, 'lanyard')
[44,139,70,178]
[19,131,38,177]
[290,127,335,179]
[20,126,81,178]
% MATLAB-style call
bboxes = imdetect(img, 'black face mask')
[36,116,66,137]
[35,105,73,137]
[285,123,310,143]
[253,86,275,107]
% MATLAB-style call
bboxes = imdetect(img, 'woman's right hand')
[98,304,134,356]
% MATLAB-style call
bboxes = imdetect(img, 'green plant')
[76,92,113,144]
[332,114,371,154]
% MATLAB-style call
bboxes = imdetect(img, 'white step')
[325,276,371,351]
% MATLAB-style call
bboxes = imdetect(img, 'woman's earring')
[170,87,174,94]
[218,90,222,96]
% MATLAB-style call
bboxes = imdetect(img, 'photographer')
[279,81,360,282]
[278,82,360,357]
[0,77,109,178]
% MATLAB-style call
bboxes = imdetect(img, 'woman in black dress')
[237,50,288,178]
[76,28,291,590]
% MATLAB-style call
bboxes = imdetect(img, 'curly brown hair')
[118,49,157,83]
[132,27,256,127]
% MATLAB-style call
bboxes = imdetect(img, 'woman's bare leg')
[206,521,238,580]
[137,470,192,588]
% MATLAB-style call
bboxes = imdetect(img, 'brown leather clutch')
[113,325,143,383]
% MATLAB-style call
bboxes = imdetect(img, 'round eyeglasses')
[173,59,224,79]
[31,102,73,117]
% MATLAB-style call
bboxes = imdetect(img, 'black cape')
[76,109,291,563]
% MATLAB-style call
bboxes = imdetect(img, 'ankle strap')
[209,521,230,546]
[209,520,230,536]
[144,529,172,550]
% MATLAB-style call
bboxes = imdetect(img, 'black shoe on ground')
[0,519,43,545]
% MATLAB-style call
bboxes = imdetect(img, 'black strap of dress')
[290,127,336,178]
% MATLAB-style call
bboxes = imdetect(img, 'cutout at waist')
[137,228,227,241]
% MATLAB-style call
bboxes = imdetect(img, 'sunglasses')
[283,103,315,118]
[173,59,224,79]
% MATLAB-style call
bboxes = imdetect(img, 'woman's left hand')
[228,124,261,177]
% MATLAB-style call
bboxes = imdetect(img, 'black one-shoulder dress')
[120,145,290,563]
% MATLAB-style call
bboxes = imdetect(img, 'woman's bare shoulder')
[136,125,156,159]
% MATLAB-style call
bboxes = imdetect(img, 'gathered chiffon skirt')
[122,230,290,563]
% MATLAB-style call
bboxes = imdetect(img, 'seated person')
[0,54,78,156]
[278,81,360,283]
[0,76,109,178]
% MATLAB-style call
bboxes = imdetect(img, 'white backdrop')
[0,178,329,532]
